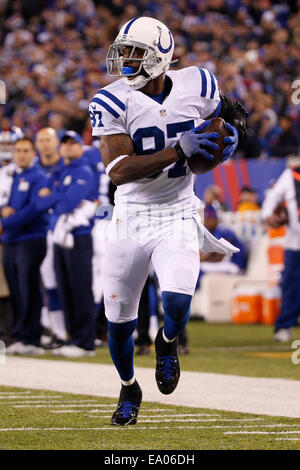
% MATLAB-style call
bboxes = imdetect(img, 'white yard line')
[0,396,63,400]
[49,409,220,414]
[4,400,98,405]
[87,422,300,429]
[65,417,265,422]
[137,418,265,423]
[0,426,227,432]
[276,438,300,441]
[13,403,112,408]
[0,424,299,432]
[94,414,225,418]
[1,356,300,418]
[224,430,300,434]
[88,408,199,413]
[50,408,114,413]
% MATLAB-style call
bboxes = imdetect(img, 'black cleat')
[42,336,66,351]
[111,380,142,426]
[155,327,180,395]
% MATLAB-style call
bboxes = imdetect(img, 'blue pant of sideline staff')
[54,234,96,351]
[275,249,300,331]
[2,237,47,346]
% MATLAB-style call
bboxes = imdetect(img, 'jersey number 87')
[133,119,195,179]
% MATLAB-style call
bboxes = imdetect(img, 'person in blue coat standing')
[37,131,96,358]
[0,137,48,355]
[82,140,111,346]
[36,127,67,349]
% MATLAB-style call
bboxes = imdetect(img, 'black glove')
[219,95,248,143]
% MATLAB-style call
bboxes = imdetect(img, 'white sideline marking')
[140,409,195,413]
[73,416,211,420]
[50,410,108,414]
[14,403,110,408]
[136,418,265,423]
[0,428,122,432]
[0,395,63,403]
[0,392,31,396]
[0,397,64,401]
[2,357,300,418]
[98,409,208,414]
[91,413,222,418]
[1,399,71,406]
[139,409,208,413]
[223,424,300,428]
[85,422,300,429]
[0,424,299,432]
[0,426,266,432]
[276,438,300,441]
[49,406,116,413]
[50,410,219,415]
[241,424,300,428]
[89,417,265,422]
[77,416,233,420]
[0,425,298,432]
[224,431,300,435]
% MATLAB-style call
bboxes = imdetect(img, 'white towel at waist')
[193,213,240,256]
[0,163,16,207]
[53,200,97,249]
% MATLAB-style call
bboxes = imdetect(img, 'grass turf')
[0,385,300,450]
[1,321,300,450]
[36,321,300,380]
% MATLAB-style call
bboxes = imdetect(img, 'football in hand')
[187,117,230,175]
[273,203,289,226]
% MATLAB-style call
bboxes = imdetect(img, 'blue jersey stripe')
[98,90,126,111]
[199,68,207,98]
[211,100,222,117]
[91,97,120,119]
[124,17,139,34]
[208,71,217,99]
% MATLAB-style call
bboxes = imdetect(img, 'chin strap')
[125,74,152,89]
[124,56,178,89]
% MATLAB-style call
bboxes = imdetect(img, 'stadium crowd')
[0,0,300,159]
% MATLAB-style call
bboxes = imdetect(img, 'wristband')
[175,142,186,160]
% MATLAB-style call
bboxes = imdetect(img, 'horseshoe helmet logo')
[157,26,173,54]
[106,17,175,89]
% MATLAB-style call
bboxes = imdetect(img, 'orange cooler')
[231,285,263,324]
[262,286,281,325]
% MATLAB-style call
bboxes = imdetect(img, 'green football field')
[36,321,300,380]
[1,321,300,450]
[0,386,300,450]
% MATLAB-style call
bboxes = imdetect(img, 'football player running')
[89,17,247,426]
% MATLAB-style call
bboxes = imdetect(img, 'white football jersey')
[89,66,220,206]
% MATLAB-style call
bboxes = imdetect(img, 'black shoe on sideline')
[111,380,142,426]
[155,327,180,395]
[42,336,66,351]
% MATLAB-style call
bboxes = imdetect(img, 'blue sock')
[108,319,137,382]
[161,291,192,340]
[46,288,62,312]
